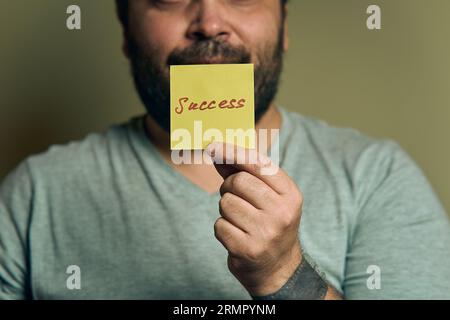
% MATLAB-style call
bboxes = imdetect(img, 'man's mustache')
[167,39,252,66]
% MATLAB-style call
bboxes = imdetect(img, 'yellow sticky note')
[170,64,255,150]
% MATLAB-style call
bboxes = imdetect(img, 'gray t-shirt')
[1,107,450,300]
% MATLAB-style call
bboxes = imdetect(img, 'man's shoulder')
[283,108,397,153]
[6,118,139,187]
[280,107,406,183]
[31,127,121,168]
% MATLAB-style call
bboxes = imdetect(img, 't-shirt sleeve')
[0,161,33,300]
[343,140,450,299]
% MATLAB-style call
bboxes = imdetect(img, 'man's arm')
[343,140,450,299]
[0,161,32,300]
[207,142,342,300]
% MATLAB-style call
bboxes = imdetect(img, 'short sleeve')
[343,141,450,299]
[0,161,33,300]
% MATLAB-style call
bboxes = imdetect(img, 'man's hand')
[206,142,303,297]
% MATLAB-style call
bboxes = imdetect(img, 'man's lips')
[199,57,228,64]
[170,56,245,65]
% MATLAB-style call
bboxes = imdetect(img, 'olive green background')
[0,1,449,213]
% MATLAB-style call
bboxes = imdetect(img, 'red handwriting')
[175,97,246,115]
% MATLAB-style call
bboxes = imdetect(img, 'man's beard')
[127,29,285,133]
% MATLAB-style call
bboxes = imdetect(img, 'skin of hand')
[206,142,303,297]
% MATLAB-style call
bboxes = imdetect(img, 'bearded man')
[1,0,449,299]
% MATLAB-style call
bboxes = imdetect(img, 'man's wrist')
[244,242,302,296]
[251,254,328,300]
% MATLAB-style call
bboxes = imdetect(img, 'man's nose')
[187,1,231,41]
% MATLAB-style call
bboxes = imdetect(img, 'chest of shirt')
[28,167,350,299]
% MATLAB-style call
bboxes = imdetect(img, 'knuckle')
[263,224,284,245]
[245,247,260,262]
[259,221,275,239]
[232,171,251,189]
[246,245,267,262]
[259,186,273,201]
[278,207,293,228]
[222,232,233,245]
[213,218,222,236]
[214,219,232,243]
[214,229,232,245]
[214,218,228,238]
[265,226,279,241]
[219,192,233,209]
